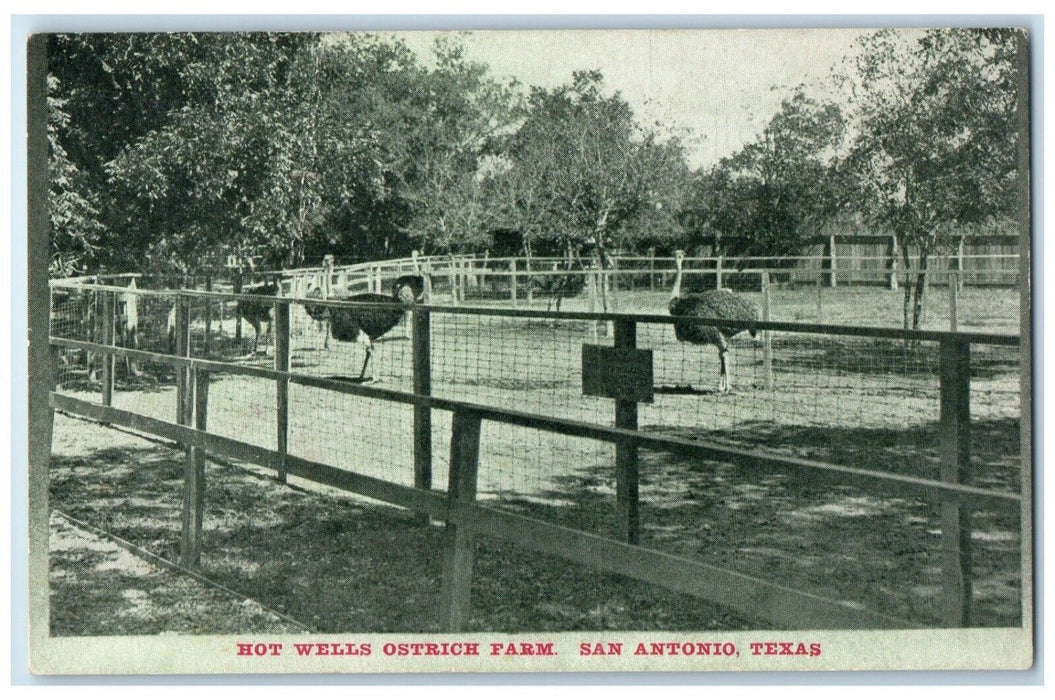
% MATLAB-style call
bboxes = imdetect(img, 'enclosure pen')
[48,278,1022,632]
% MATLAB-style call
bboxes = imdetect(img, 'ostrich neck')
[670,261,683,301]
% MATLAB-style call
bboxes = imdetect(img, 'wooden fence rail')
[48,290,1022,631]
[55,246,1020,303]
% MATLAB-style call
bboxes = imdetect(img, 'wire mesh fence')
[48,278,1024,626]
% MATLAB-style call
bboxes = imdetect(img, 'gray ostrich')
[668,250,759,393]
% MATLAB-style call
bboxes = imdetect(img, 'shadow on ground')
[50,415,1020,635]
[482,417,1022,629]
[49,422,752,636]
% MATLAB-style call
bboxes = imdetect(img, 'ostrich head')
[393,274,426,306]
[395,284,417,306]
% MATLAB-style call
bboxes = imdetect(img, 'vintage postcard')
[25,24,1033,674]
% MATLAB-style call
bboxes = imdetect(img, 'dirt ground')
[49,414,752,635]
[49,511,306,636]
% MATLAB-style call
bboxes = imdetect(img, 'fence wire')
[49,279,1024,627]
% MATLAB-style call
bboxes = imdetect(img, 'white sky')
[394,28,873,169]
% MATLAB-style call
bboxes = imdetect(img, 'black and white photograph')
[23,22,1034,674]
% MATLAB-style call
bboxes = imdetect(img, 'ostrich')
[668,250,758,393]
[237,280,280,355]
[534,258,586,313]
[304,277,422,382]
[304,274,425,324]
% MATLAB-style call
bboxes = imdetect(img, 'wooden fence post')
[510,259,518,307]
[614,319,640,545]
[827,233,838,288]
[716,255,724,290]
[101,289,115,407]
[413,308,432,497]
[949,271,960,332]
[889,236,899,291]
[275,300,291,484]
[204,276,213,356]
[447,257,459,306]
[762,272,773,391]
[939,338,972,626]
[956,237,966,290]
[51,344,62,391]
[525,257,534,304]
[441,409,482,632]
[648,247,656,291]
[179,367,208,569]
[602,270,613,337]
[423,263,434,301]
[466,258,478,291]
[815,273,823,322]
[174,294,191,425]
[849,237,858,286]
[587,271,599,344]
[234,272,243,341]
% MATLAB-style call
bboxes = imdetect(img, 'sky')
[394,28,873,169]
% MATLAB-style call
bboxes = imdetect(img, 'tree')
[288,34,517,264]
[103,33,325,273]
[47,74,104,276]
[491,71,691,291]
[49,33,322,274]
[843,28,1020,329]
[397,36,520,256]
[685,88,846,262]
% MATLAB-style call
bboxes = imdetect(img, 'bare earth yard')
[49,414,752,634]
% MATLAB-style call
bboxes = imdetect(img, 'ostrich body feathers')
[328,293,407,343]
[669,289,758,346]
[237,281,279,328]
[305,276,424,322]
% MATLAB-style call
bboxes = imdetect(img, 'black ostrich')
[237,280,279,355]
[304,277,422,382]
[304,275,426,322]
[668,250,758,393]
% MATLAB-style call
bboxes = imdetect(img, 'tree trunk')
[523,239,534,303]
[911,250,929,330]
[594,250,610,314]
[901,242,913,331]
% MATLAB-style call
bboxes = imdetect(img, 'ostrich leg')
[717,335,730,393]
[356,329,377,382]
[251,320,261,355]
[357,344,373,381]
